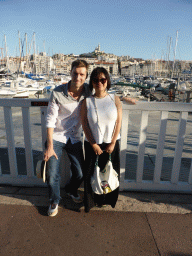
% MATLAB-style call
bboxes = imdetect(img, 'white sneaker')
[48,203,58,217]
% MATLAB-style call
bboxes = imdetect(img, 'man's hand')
[44,146,58,162]
[92,144,103,155]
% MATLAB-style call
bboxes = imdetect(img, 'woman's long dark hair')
[89,67,111,92]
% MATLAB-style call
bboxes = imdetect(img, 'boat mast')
[0,48,4,69]
[4,35,9,71]
[172,30,179,78]
[33,32,36,75]
[18,31,21,59]
[167,36,172,76]
[25,33,28,72]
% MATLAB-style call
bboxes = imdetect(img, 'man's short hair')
[71,59,89,77]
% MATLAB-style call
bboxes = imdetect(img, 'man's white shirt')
[46,82,91,144]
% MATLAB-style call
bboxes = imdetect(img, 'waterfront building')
[30,52,55,74]
[2,40,192,79]
[87,61,118,75]
[54,60,71,74]
[118,55,131,61]
[120,59,175,77]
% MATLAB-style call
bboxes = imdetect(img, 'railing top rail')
[122,102,192,112]
[0,98,49,107]
[0,98,192,112]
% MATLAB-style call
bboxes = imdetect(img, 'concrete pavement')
[0,185,192,255]
[1,185,192,213]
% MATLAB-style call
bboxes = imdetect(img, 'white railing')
[120,102,192,193]
[0,98,192,193]
[0,98,48,186]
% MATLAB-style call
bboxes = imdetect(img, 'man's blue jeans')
[47,139,84,205]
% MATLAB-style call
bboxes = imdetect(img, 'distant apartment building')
[179,60,192,74]
[121,59,153,77]
[153,60,169,77]
[54,60,71,74]
[87,61,118,75]
[6,57,20,73]
[118,55,131,61]
[120,59,138,69]
[51,44,119,75]
[121,59,171,77]
[52,56,118,75]
[30,52,55,74]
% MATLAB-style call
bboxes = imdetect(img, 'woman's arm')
[81,99,103,155]
[105,95,122,154]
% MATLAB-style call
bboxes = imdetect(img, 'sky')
[0,0,192,60]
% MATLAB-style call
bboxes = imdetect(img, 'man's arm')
[44,92,59,161]
[44,128,58,161]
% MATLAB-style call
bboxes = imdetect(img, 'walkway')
[0,185,192,255]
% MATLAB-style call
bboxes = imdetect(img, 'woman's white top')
[85,94,120,144]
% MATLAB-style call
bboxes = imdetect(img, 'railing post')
[189,159,192,185]
[120,108,129,190]
[4,106,18,177]
[136,111,149,183]
[22,107,34,177]
[171,111,188,184]
[40,107,47,151]
[153,111,168,183]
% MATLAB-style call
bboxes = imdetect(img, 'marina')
[0,31,192,102]
[0,34,192,192]
[1,72,192,103]
[1,2,192,255]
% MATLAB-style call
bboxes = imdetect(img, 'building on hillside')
[118,55,131,61]
[94,44,104,54]
[30,52,55,74]
[153,60,170,77]
[121,60,156,77]
[53,59,71,74]
[88,61,118,75]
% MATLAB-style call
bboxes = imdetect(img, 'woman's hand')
[44,146,58,162]
[92,144,103,155]
[105,142,116,154]
[122,97,138,104]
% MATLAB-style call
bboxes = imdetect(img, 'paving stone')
[146,212,192,256]
[0,204,161,256]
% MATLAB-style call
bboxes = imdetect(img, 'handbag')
[91,154,119,195]
[36,160,47,183]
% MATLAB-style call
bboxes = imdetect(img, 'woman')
[81,67,122,212]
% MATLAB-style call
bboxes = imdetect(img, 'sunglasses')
[92,78,107,84]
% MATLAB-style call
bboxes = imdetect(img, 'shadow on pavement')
[0,185,85,216]
[120,190,192,212]
[32,189,85,216]
[167,254,192,256]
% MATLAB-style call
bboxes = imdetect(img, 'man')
[44,59,90,217]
